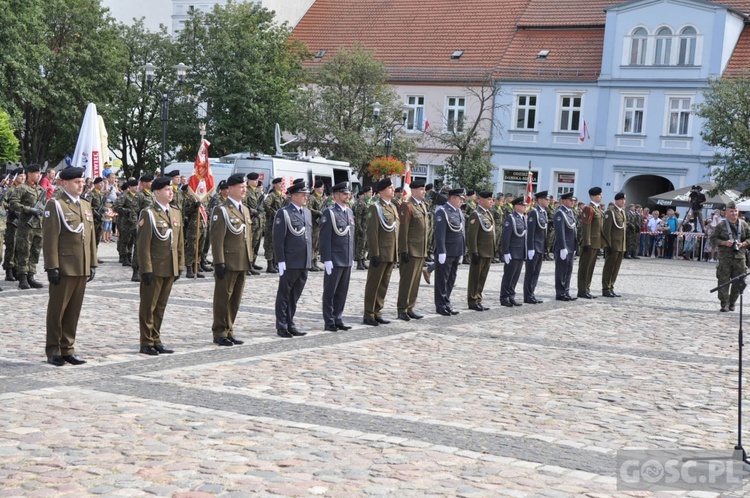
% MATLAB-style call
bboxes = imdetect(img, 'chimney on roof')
[537,50,550,60]
[451,50,464,60]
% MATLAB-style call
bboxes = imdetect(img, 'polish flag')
[525,161,533,206]
[403,161,412,198]
[579,120,590,142]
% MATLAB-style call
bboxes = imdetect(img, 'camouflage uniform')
[263,189,285,265]
[2,183,21,276]
[130,189,153,274]
[710,217,750,309]
[243,185,264,267]
[492,202,504,260]
[10,181,45,278]
[545,203,556,260]
[626,209,641,257]
[354,196,370,266]
[424,192,435,260]
[88,188,104,246]
[307,191,326,268]
[115,190,139,264]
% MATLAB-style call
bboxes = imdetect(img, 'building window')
[555,172,576,198]
[558,95,581,132]
[622,96,645,134]
[654,27,672,65]
[678,26,697,65]
[514,95,537,130]
[667,97,691,136]
[404,95,425,132]
[629,27,648,65]
[446,96,465,133]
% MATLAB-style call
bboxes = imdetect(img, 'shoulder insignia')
[470,219,476,224]
[138,219,145,227]
[436,215,442,222]
[367,211,372,218]
[276,218,281,224]
[321,216,327,223]
[44,211,50,218]
[212,214,218,221]
[605,213,610,219]
[504,220,510,226]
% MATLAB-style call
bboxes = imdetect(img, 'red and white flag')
[579,120,590,142]
[188,139,215,224]
[525,161,534,206]
[403,161,412,198]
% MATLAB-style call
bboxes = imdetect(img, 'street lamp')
[371,101,407,157]
[141,62,190,176]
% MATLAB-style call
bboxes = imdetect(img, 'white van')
[223,153,361,194]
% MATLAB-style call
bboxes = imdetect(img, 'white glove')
[527,250,535,260]
[560,248,568,260]
[277,261,286,276]
[324,261,333,275]
[504,254,511,265]
[438,253,446,264]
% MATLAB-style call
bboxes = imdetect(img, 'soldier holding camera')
[710,200,750,312]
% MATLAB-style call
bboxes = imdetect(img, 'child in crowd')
[102,199,116,242]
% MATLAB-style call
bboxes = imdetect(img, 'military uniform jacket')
[118,191,139,226]
[273,204,313,269]
[354,198,369,232]
[243,186,263,219]
[210,198,253,271]
[501,212,527,259]
[580,203,603,249]
[42,194,97,276]
[319,203,355,267]
[89,189,104,225]
[466,206,495,258]
[170,185,185,211]
[264,190,285,228]
[367,199,399,262]
[136,189,154,218]
[526,206,548,253]
[711,218,750,261]
[627,210,641,235]
[398,197,429,258]
[307,192,326,227]
[553,206,577,252]
[434,203,465,257]
[11,182,45,229]
[183,192,209,228]
[137,204,185,277]
[602,206,626,251]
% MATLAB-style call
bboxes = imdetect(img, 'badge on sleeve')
[44,211,50,218]
[470,219,475,224]
[212,215,218,221]
[139,219,145,227]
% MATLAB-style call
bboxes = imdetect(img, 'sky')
[101,0,172,33]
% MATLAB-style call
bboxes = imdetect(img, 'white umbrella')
[98,114,109,168]
[71,103,104,178]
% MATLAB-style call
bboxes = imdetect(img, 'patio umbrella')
[648,182,746,210]
[71,102,104,179]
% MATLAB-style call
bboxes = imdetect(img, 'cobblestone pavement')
[0,243,749,496]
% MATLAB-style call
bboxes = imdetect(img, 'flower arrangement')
[367,156,405,179]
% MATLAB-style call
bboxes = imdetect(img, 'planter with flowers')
[367,156,405,180]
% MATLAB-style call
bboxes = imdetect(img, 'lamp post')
[371,101,406,158]
[141,62,190,176]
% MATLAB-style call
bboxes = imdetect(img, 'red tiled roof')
[724,25,750,77]
[292,0,530,82]
[494,28,604,81]
[517,0,611,27]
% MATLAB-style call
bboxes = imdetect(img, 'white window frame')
[628,27,648,66]
[445,96,466,134]
[665,95,693,137]
[654,26,673,66]
[620,94,647,135]
[513,93,539,131]
[404,95,425,132]
[557,93,583,132]
[678,26,697,66]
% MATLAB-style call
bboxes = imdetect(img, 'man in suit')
[210,173,253,346]
[501,196,528,307]
[523,191,549,304]
[466,191,495,311]
[577,186,604,299]
[601,192,627,297]
[274,182,313,337]
[42,167,97,366]
[363,178,399,326]
[320,182,355,332]
[137,176,185,355]
[554,192,578,301]
[433,188,465,316]
[396,179,429,321]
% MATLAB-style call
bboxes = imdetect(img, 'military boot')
[356,260,366,270]
[309,258,321,272]
[266,261,277,274]
[200,262,214,272]
[186,267,196,278]
[18,273,30,290]
[27,273,43,289]
[131,268,140,282]
[5,268,16,281]
[363,259,369,269]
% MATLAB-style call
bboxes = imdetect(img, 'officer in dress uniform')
[577,186,604,299]
[273,182,313,337]
[243,172,264,274]
[42,167,97,366]
[523,191,549,304]
[466,191,495,311]
[362,178,399,326]
[210,173,253,346]
[320,182,355,332]
[500,196,528,307]
[601,192,627,297]
[433,188,465,316]
[554,191,578,301]
[396,179,429,321]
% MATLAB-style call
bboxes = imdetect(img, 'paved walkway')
[0,244,747,497]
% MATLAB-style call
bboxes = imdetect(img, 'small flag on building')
[579,120,590,142]
[525,161,534,206]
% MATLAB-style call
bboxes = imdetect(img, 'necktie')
[165,209,169,217]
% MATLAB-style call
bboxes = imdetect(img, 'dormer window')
[537,50,550,60]
[314,49,327,60]
[451,50,464,60]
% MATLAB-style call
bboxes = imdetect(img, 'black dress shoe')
[362,318,379,326]
[397,312,411,321]
[277,328,293,337]
[200,263,214,272]
[325,324,339,332]
[154,344,174,354]
[566,294,578,301]
[602,291,616,298]
[501,301,513,307]
[247,269,260,276]
[214,337,234,346]
[468,304,484,311]
[253,264,263,270]
[523,299,537,304]
[510,300,522,307]
[289,328,307,337]
[729,304,736,311]
[556,295,572,301]
[47,355,65,367]
[721,305,729,312]
[375,317,391,324]
[140,346,160,356]
[228,337,244,345]
[449,309,460,315]
[611,291,621,297]
[62,354,87,365]
[407,311,424,320]
[577,292,596,299]
[336,323,352,331]
[436,308,452,316]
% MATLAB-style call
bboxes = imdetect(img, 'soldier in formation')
[523,190,549,304]
[396,179,429,321]
[263,177,285,273]
[433,188,465,316]
[307,180,326,271]
[3,167,25,283]
[577,186,604,299]
[10,164,46,289]
[500,197,528,307]
[354,185,373,270]
[553,191,578,301]
[466,191,495,311]
[243,173,264,274]
[601,192,627,297]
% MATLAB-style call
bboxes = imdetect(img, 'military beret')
[375,178,392,193]
[26,164,41,173]
[226,173,245,186]
[691,184,702,191]
[93,177,103,184]
[59,167,85,180]
[588,186,602,196]
[218,180,228,190]
[614,192,626,200]
[534,190,548,199]
[11,167,24,176]
[332,182,351,194]
[120,182,128,190]
[466,189,475,197]
[425,183,434,191]
[127,179,139,188]
[166,170,180,177]
[314,179,324,188]
[363,185,373,193]
[410,179,426,189]
[394,187,403,193]
[478,191,493,199]
[151,176,172,191]
[140,174,154,182]
[293,178,305,185]
[511,196,527,206]
[247,172,259,180]
[272,177,282,185]
[448,188,465,197]
[727,201,737,209]
[560,191,575,200]
[288,182,310,195]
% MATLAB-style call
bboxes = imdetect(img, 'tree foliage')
[695,77,750,194]
[0,108,20,164]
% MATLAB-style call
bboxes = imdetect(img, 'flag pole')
[194,199,200,277]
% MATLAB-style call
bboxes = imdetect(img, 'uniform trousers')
[212,270,246,339]
[139,276,175,346]
[577,248,598,294]
[3,222,17,270]
[523,252,543,300]
[467,257,491,306]
[14,226,42,274]
[434,256,459,311]
[363,261,394,320]
[397,256,424,313]
[555,252,574,297]
[251,218,262,264]
[46,276,88,357]
[276,268,308,330]
[322,266,351,327]
[717,256,746,306]
[602,250,624,292]
[500,259,524,301]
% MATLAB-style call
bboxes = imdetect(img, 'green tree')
[0,108,20,164]
[293,44,416,179]
[695,77,750,194]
